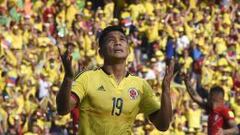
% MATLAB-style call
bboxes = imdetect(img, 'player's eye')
[106,38,115,44]
[120,36,126,41]
[120,38,126,41]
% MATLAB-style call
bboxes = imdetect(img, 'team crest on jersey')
[128,88,139,100]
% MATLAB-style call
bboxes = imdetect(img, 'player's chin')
[111,52,128,58]
[111,54,128,60]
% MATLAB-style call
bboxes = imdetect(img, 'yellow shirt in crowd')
[187,108,202,129]
[128,3,146,22]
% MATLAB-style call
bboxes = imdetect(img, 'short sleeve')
[222,108,235,121]
[139,80,160,116]
[71,72,88,102]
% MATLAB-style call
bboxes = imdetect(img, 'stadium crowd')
[0,0,239,134]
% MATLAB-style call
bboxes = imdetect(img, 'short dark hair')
[210,86,224,97]
[98,25,125,48]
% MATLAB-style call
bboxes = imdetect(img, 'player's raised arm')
[182,72,206,108]
[149,59,174,131]
[56,43,78,115]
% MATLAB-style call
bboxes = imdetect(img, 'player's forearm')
[160,80,173,128]
[184,80,203,104]
[153,80,172,131]
[56,76,73,115]
[149,79,172,131]
[223,127,239,135]
[184,80,197,97]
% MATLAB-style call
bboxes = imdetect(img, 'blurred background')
[0,0,239,134]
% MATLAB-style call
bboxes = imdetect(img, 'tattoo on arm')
[184,80,206,107]
[185,81,198,96]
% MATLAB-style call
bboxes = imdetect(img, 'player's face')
[101,31,129,60]
[208,92,224,106]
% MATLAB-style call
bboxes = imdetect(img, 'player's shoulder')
[222,105,231,111]
[74,67,100,80]
[215,105,231,115]
[127,73,146,83]
[220,105,235,118]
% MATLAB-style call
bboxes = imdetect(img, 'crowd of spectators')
[0,0,239,134]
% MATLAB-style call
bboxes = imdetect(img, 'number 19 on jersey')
[111,97,123,116]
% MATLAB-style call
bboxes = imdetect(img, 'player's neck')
[102,63,127,83]
[212,101,224,109]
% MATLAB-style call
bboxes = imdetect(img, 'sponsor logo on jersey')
[97,85,105,91]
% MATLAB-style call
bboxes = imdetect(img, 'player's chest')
[208,112,224,127]
[84,81,142,115]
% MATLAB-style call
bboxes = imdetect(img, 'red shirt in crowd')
[208,105,235,135]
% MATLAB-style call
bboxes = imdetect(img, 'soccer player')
[183,73,239,135]
[56,26,174,134]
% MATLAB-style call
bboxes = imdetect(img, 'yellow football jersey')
[72,68,160,135]
[187,108,202,129]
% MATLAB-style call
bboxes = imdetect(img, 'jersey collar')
[100,67,130,77]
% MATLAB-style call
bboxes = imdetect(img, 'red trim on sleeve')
[71,92,79,107]
[222,107,235,120]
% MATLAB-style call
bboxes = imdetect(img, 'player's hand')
[163,58,175,83]
[216,128,224,135]
[58,43,74,79]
